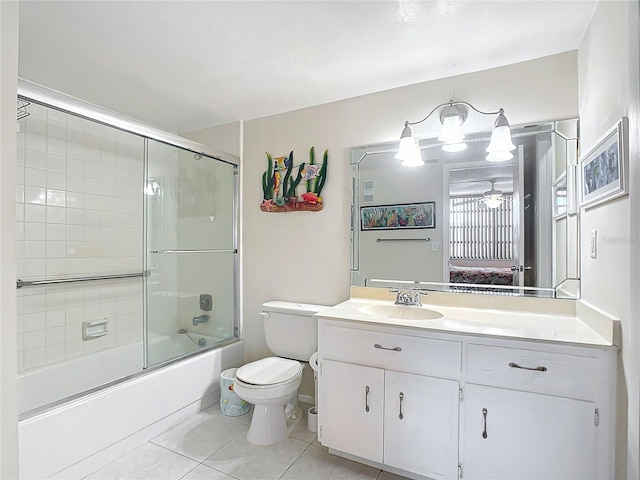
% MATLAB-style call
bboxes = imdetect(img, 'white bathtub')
[18,333,225,414]
[18,339,243,479]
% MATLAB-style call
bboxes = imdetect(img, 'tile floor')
[85,403,409,480]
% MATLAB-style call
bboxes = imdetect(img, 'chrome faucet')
[192,314,209,326]
[390,288,426,307]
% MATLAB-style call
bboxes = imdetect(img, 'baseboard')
[51,392,218,480]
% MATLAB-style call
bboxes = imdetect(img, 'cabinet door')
[462,384,596,480]
[319,360,384,463]
[384,371,459,480]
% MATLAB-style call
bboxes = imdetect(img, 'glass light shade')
[395,135,416,161]
[401,142,424,167]
[438,115,465,143]
[482,193,503,209]
[485,150,514,162]
[486,125,516,153]
[442,142,468,153]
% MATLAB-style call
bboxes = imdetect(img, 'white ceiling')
[18,1,597,134]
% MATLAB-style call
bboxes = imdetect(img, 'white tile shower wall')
[16,103,144,372]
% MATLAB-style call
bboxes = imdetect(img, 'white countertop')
[316,297,616,347]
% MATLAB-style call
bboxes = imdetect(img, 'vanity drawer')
[466,344,598,399]
[320,325,461,379]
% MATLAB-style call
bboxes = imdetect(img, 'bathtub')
[18,338,243,479]
[18,332,227,415]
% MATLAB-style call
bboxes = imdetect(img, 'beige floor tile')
[280,444,379,480]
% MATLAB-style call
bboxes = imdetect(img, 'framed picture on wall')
[579,117,628,209]
[360,201,435,231]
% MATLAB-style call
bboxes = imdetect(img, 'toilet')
[233,301,327,445]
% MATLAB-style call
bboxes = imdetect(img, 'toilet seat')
[236,357,302,386]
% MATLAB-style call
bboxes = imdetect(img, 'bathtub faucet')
[192,314,209,326]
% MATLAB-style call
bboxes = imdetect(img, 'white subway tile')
[26,114,47,135]
[15,241,24,260]
[46,153,67,173]
[24,348,46,369]
[16,312,24,334]
[84,194,101,211]
[24,330,46,349]
[16,165,24,184]
[45,292,66,311]
[25,148,47,170]
[65,306,84,325]
[28,103,47,117]
[24,204,45,223]
[17,352,24,372]
[66,208,84,225]
[46,206,66,224]
[45,258,65,277]
[66,174,84,192]
[25,132,47,152]
[45,344,65,364]
[65,242,83,257]
[16,223,25,242]
[65,290,83,307]
[16,147,25,166]
[47,119,66,139]
[65,225,83,241]
[25,222,46,240]
[24,240,46,259]
[85,162,101,179]
[85,226,101,241]
[23,294,46,314]
[102,149,117,167]
[47,171,67,190]
[24,259,46,278]
[65,340,83,359]
[47,136,66,156]
[65,323,82,342]
[67,125,85,145]
[16,204,24,222]
[23,312,45,332]
[66,191,84,209]
[46,326,65,346]
[65,258,84,276]
[24,167,46,187]
[46,241,65,258]
[67,141,85,160]
[67,157,84,176]
[24,186,46,205]
[84,177,100,194]
[101,166,117,182]
[17,334,24,352]
[99,195,117,212]
[46,189,66,207]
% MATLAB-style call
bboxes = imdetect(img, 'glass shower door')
[145,139,237,367]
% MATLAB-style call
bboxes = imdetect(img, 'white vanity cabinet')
[317,317,617,480]
[462,384,596,480]
[318,323,462,479]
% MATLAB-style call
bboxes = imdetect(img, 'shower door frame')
[17,80,241,419]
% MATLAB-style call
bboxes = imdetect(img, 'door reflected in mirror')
[351,120,579,298]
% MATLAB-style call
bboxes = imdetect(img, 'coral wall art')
[260,147,328,212]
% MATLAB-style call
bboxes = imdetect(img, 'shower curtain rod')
[17,272,146,289]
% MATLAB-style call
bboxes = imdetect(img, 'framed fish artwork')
[360,202,435,231]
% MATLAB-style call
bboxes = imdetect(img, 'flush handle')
[365,385,370,413]
[399,392,404,420]
[482,408,488,439]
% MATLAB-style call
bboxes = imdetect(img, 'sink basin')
[358,304,443,320]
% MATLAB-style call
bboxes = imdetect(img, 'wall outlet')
[431,241,439,252]
[590,230,597,259]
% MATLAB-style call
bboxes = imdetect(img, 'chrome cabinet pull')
[509,362,548,372]
[482,408,488,439]
[374,343,402,352]
[365,386,370,413]
[399,392,404,420]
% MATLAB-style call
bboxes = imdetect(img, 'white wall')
[186,52,579,365]
[578,1,640,478]
[1,1,20,477]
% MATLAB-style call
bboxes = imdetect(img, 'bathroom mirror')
[351,120,580,298]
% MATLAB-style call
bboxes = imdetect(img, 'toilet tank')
[262,301,328,361]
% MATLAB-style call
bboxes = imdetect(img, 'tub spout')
[192,314,209,326]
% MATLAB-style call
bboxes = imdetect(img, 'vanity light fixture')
[395,100,516,162]
[399,140,425,167]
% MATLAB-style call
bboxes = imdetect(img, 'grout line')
[276,441,313,480]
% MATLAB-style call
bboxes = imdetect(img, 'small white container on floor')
[307,406,318,432]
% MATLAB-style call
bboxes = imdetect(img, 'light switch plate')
[590,230,597,259]
[431,241,439,252]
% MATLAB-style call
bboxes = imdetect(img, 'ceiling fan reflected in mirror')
[482,179,505,209]
[449,177,510,209]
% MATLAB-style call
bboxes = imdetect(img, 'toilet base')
[246,403,302,445]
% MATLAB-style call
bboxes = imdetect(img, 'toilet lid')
[236,357,301,385]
